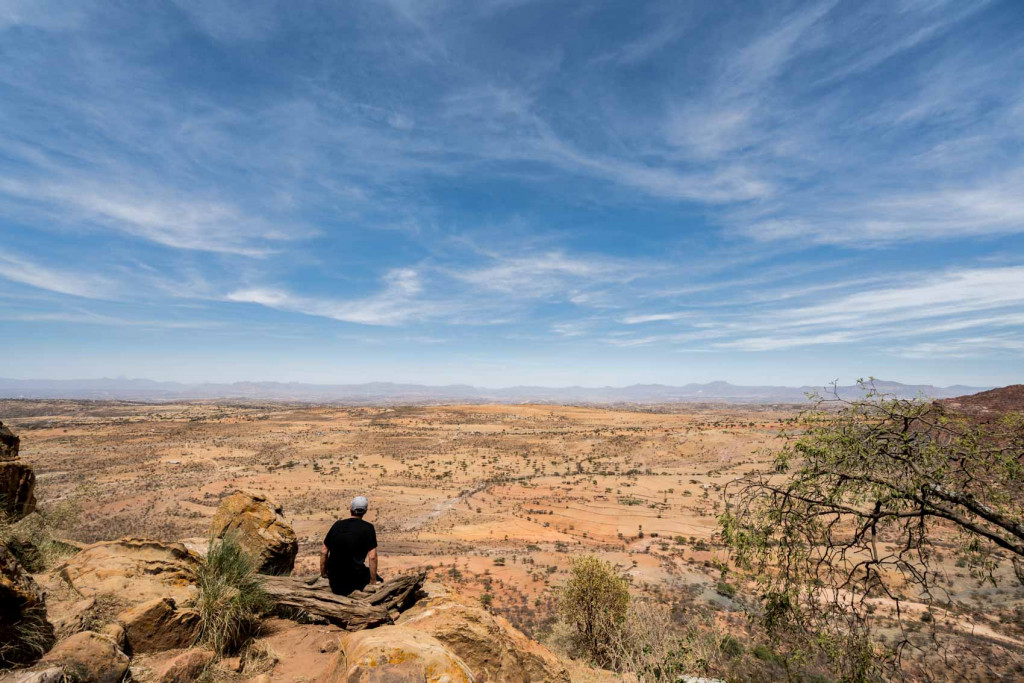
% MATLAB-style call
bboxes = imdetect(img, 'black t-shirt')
[324,517,377,594]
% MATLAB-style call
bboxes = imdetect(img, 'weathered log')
[262,571,426,630]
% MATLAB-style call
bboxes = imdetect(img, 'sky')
[1,0,1023,388]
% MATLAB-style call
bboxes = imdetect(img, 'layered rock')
[210,490,298,575]
[0,420,18,461]
[34,631,130,683]
[58,537,201,607]
[323,626,475,682]
[397,592,569,682]
[0,421,35,521]
[115,597,200,654]
[0,667,67,683]
[0,544,55,667]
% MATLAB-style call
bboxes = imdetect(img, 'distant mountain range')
[0,377,989,405]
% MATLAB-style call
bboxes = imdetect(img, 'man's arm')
[367,547,379,583]
[320,543,329,578]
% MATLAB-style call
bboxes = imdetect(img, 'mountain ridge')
[0,377,990,405]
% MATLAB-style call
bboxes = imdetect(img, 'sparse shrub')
[557,555,629,666]
[0,545,55,668]
[241,641,279,676]
[0,600,52,668]
[721,635,745,658]
[0,499,81,572]
[714,581,737,599]
[608,599,723,682]
[197,534,273,655]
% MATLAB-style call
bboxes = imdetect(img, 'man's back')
[324,517,377,595]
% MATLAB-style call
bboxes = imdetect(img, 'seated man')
[320,495,379,595]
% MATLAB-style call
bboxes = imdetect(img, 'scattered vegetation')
[0,497,81,573]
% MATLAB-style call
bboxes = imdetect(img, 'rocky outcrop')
[156,647,215,683]
[115,597,200,654]
[397,592,569,683]
[0,421,18,461]
[34,631,130,683]
[0,421,35,521]
[323,626,475,682]
[58,537,201,607]
[0,544,55,667]
[0,667,67,683]
[210,490,298,575]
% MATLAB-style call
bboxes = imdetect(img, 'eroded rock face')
[0,544,55,667]
[0,421,19,461]
[36,631,130,683]
[116,596,200,654]
[0,421,35,521]
[210,490,298,576]
[59,538,201,607]
[0,462,36,522]
[397,595,569,683]
[323,626,475,683]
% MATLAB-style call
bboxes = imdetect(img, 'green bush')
[197,534,273,655]
[715,581,737,599]
[558,555,630,666]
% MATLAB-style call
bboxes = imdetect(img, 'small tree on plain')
[558,555,629,666]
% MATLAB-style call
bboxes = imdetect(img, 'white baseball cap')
[351,495,369,513]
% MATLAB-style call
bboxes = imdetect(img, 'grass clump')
[0,498,81,573]
[196,534,273,655]
[0,545,55,668]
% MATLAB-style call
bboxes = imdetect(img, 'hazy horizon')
[0,374,992,390]
[2,1,1023,387]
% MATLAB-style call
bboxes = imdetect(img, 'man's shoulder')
[334,517,374,530]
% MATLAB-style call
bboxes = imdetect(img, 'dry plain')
[7,397,1024,681]
[1,400,789,635]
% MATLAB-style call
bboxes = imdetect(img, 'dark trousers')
[328,564,370,596]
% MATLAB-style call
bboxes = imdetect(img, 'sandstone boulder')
[210,490,298,575]
[323,626,475,682]
[116,597,200,654]
[156,647,215,683]
[0,544,55,667]
[397,595,569,683]
[0,420,18,461]
[36,631,130,683]
[59,538,200,607]
[0,667,66,683]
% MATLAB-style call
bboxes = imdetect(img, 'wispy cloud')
[0,254,115,299]
[226,269,449,326]
[2,0,1023,382]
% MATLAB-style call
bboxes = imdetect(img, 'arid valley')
[5,400,785,622]
[6,396,1024,681]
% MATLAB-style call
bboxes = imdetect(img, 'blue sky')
[1,0,1023,387]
